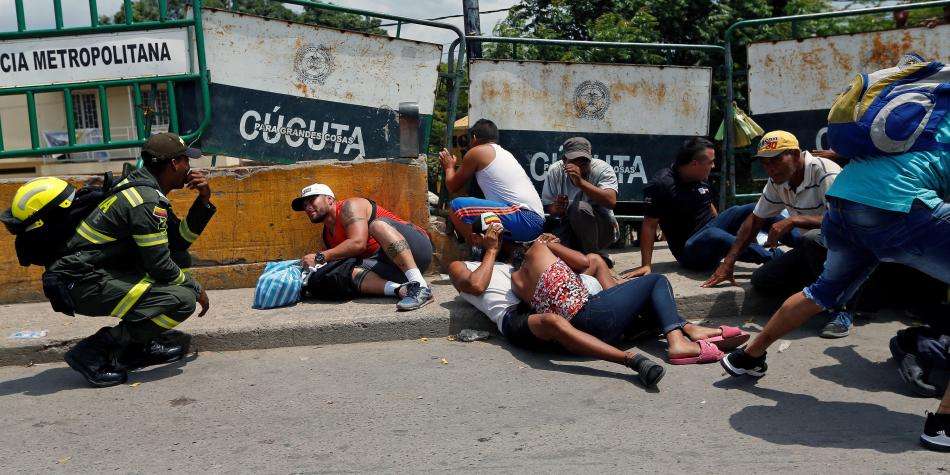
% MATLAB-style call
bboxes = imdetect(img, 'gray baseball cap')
[562,137,592,161]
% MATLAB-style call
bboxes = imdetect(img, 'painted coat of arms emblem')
[574,80,610,120]
[294,44,334,85]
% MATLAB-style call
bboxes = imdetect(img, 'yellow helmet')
[1,177,75,232]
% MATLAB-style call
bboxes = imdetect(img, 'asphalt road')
[0,317,945,473]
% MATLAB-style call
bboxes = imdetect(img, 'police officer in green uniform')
[47,132,215,387]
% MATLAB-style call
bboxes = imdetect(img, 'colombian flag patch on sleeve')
[152,206,168,219]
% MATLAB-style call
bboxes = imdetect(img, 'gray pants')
[751,229,826,297]
[552,201,616,254]
[360,217,433,283]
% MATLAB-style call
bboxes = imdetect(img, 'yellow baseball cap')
[755,130,800,158]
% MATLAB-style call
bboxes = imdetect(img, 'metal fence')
[0,0,212,159]
[722,0,950,204]
[465,36,727,212]
[2,0,947,190]
[0,0,466,164]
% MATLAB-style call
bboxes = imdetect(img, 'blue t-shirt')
[827,114,950,212]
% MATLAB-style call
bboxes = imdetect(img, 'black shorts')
[501,302,562,352]
[360,217,433,282]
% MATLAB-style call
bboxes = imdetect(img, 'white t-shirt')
[476,144,545,217]
[459,262,520,333]
[752,152,841,219]
[458,261,603,333]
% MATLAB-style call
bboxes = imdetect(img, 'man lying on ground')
[625,137,789,277]
[701,131,852,339]
[440,118,545,246]
[291,183,434,311]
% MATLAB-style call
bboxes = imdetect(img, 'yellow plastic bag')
[716,103,765,148]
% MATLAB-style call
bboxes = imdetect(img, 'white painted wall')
[468,59,712,135]
[200,9,443,114]
[748,24,949,114]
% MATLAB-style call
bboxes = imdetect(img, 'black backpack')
[4,172,153,268]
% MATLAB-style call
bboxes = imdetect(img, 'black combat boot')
[119,330,191,371]
[63,327,128,388]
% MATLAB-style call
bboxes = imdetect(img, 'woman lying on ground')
[509,233,750,366]
[449,227,748,387]
[448,224,667,387]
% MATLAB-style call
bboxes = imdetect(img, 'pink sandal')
[703,325,750,351]
[669,339,724,365]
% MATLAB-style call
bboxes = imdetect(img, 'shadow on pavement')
[0,354,197,397]
[809,345,909,395]
[713,378,926,453]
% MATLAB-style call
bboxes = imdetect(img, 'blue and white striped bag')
[252,259,304,310]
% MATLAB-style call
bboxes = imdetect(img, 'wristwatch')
[314,252,327,265]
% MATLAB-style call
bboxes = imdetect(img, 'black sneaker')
[721,347,768,378]
[921,412,950,452]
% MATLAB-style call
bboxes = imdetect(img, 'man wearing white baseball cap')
[291,183,434,311]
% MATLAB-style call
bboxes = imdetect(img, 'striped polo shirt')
[752,152,841,219]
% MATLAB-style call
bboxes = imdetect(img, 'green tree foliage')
[299,5,387,33]
[427,62,470,172]
[111,0,385,34]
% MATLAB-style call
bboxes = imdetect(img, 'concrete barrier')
[0,158,431,304]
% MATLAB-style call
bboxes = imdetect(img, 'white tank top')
[476,144,544,217]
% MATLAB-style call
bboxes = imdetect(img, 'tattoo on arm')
[385,239,410,259]
[340,201,367,227]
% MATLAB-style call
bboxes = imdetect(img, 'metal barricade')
[0,0,212,159]
[722,0,950,204]
[464,36,726,212]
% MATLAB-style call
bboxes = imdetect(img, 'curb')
[0,290,780,367]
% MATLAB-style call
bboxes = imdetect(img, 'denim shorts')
[804,198,950,310]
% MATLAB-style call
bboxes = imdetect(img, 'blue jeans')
[678,203,790,271]
[804,198,950,311]
[571,274,686,344]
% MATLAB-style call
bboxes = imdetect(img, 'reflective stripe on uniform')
[110,276,153,318]
[75,221,116,244]
[179,219,199,243]
[98,195,118,213]
[133,231,168,247]
[120,187,144,207]
[150,314,180,329]
[171,269,187,285]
